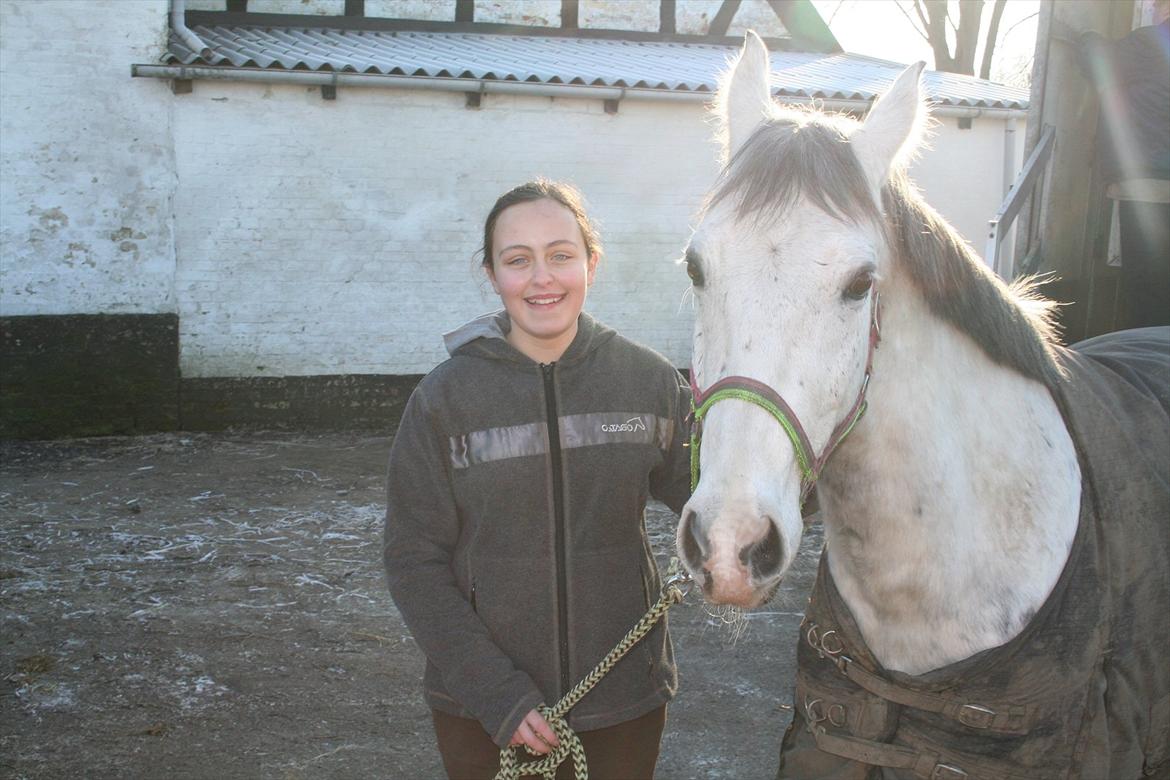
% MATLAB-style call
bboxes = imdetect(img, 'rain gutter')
[129,64,1028,119]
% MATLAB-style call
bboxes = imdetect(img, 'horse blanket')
[777,327,1170,780]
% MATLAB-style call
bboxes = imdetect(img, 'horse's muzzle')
[678,508,785,607]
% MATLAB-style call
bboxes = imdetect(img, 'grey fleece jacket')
[384,311,692,747]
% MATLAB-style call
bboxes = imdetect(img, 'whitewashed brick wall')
[0,0,177,316]
[172,84,714,375]
[170,80,1019,378]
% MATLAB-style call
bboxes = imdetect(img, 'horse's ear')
[851,62,928,194]
[719,31,774,161]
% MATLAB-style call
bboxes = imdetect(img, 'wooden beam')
[225,0,246,11]
[660,0,676,34]
[344,0,363,17]
[455,0,473,23]
[186,9,804,49]
[561,0,579,29]
[709,0,741,36]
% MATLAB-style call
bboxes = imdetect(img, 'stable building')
[0,0,1029,437]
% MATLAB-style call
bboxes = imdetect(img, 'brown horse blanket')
[777,327,1170,780]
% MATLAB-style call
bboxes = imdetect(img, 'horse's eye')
[843,271,874,301]
[685,249,705,288]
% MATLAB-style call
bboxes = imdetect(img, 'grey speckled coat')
[384,312,691,747]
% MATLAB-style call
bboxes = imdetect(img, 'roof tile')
[164,26,1028,109]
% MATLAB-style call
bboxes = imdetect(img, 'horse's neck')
[818,280,1082,675]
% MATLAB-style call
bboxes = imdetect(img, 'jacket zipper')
[542,362,572,697]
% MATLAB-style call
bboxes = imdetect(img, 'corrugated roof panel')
[164,26,1028,110]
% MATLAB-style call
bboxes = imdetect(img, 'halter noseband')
[688,292,882,502]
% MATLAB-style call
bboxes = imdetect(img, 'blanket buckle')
[956,703,996,729]
[930,763,968,780]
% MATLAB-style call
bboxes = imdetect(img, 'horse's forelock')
[707,114,882,229]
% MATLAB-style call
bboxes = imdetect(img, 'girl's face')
[486,198,598,363]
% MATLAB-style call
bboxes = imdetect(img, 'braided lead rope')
[493,570,693,780]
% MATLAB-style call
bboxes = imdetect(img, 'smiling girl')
[384,180,692,779]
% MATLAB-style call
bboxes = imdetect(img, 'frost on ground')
[0,432,818,779]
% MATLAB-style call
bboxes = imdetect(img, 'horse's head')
[677,33,926,607]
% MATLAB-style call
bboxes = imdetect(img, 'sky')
[809,0,1041,86]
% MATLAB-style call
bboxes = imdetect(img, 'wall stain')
[29,206,69,234]
[64,242,95,268]
[110,226,147,242]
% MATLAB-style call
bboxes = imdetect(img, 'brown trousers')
[431,706,667,780]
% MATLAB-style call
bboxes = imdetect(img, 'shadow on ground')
[0,432,821,779]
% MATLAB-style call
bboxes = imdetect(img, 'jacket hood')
[443,310,510,356]
[443,310,616,366]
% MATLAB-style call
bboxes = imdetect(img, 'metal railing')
[986,124,1056,280]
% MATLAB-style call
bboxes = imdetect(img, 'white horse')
[678,33,1170,779]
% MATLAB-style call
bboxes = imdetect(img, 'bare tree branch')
[952,0,984,75]
[914,0,934,35]
[891,0,1021,77]
[1003,10,1039,39]
[826,0,847,26]
[979,0,1009,80]
[922,0,956,72]
[894,0,932,44]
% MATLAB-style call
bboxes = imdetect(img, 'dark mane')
[707,114,1064,387]
[882,173,1064,387]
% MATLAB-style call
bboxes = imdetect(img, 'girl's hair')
[479,179,603,267]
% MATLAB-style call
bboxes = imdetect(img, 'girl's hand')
[508,709,560,755]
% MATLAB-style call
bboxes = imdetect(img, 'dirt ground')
[0,431,823,780]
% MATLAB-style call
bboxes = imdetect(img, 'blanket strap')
[803,713,1039,780]
[806,621,1037,735]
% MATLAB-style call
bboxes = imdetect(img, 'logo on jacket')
[601,417,647,433]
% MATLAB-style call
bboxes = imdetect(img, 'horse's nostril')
[680,509,709,571]
[740,519,784,581]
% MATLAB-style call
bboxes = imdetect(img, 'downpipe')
[170,0,213,61]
